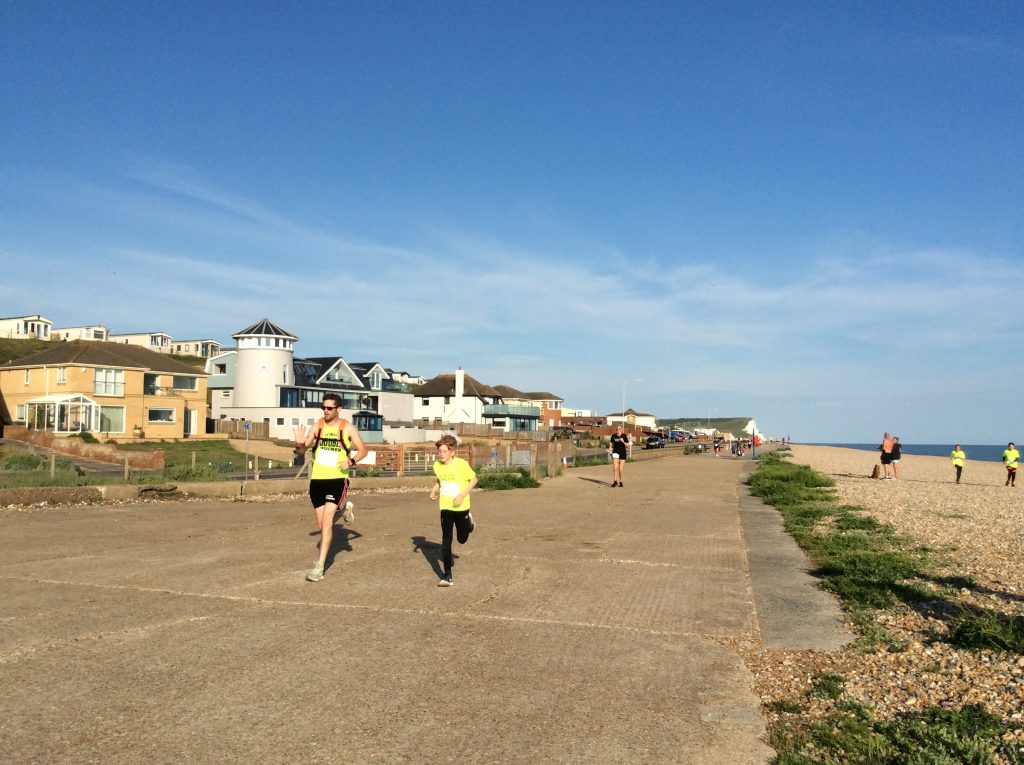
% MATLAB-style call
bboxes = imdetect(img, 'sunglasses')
[321,405,338,411]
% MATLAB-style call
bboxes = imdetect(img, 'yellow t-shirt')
[433,456,476,511]
[310,421,352,480]
[1004,449,1019,470]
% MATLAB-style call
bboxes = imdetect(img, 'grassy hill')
[659,416,752,435]
[0,338,55,365]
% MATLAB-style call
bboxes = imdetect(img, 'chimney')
[454,367,465,401]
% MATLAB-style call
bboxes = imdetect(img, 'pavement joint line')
[0,615,213,665]
[1,574,755,643]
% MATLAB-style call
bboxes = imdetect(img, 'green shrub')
[1,451,47,470]
[164,465,224,482]
[475,466,539,490]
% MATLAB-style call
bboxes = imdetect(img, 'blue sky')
[2,1,1022,442]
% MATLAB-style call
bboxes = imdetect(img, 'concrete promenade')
[0,452,847,763]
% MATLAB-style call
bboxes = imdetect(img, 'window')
[220,390,230,398]
[421,397,429,406]
[94,368,124,396]
[444,396,450,405]
[15,404,26,422]
[144,373,160,394]
[23,369,30,385]
[214,363,227,374]
[291,418,300,426]
[147,408,175,423]
[276,418,284,425]
[99,406,125,433]
[56,367,67,384]
[172,375,197,391]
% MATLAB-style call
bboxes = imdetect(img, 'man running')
[294,393,368,581]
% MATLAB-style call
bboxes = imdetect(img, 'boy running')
[428,434,478,587]
[294,393,368,581]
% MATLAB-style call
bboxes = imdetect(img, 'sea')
[810,443,1010,464]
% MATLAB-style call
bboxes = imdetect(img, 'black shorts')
[309,478,349,509]
[880,453,892,465]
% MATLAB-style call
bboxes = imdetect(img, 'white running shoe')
[341,501,355,525]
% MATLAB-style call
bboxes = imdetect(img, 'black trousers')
[440,510,473,573]
[954,465,962,483]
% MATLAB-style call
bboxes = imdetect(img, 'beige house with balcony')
[0,340,208,441]
[0,314,52,340]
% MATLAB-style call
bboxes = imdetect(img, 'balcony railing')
[482,404,540,418]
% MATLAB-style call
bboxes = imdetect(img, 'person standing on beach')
[950,445,966,484]
[1003,442,1019,487]
[429,434,478,587]
[879,432,894,479]
[293,393,368,582]
[891,436,902,479]
[609,424,630,487]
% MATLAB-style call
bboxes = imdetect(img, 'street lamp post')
[621,378,642,423]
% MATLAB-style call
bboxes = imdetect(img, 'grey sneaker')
[466,512,476,533]
[306,564,324,582]
[437,573,453,587]
[341,501,355,525]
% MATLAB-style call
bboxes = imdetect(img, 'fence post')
[50,454,56,478]
[191,451,196,470]
[124,456,129,481]
[397,443,405,477]
[530,443,538,480]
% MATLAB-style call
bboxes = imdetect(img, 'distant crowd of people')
[876,433,1019,486]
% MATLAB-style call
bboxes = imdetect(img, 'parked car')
[645,435,665,449]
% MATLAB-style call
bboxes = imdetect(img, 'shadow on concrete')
[411,535,460,579]
[576,476,613,486]
[309,524,363,572]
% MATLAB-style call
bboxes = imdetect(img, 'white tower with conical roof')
[232,319,297,408]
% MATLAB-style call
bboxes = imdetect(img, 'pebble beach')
[747,444,1024,754]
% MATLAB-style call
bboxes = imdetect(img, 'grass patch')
[943,609,1024,653]
[749,451,931,613]
[810,673,845,700]
[751,451,1024,763]
[475,466,539,490]
[799,703,1023,764]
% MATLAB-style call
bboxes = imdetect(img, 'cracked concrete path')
[0,452,846,763]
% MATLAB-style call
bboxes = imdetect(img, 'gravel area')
[746,445,1024,754]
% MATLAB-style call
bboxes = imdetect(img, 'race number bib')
[440,480,460,497]
[316,449,339,468]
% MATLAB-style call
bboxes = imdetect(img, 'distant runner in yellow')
[1002,442,1019,488]
[293,393,368,581]
[950,445,965,485]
